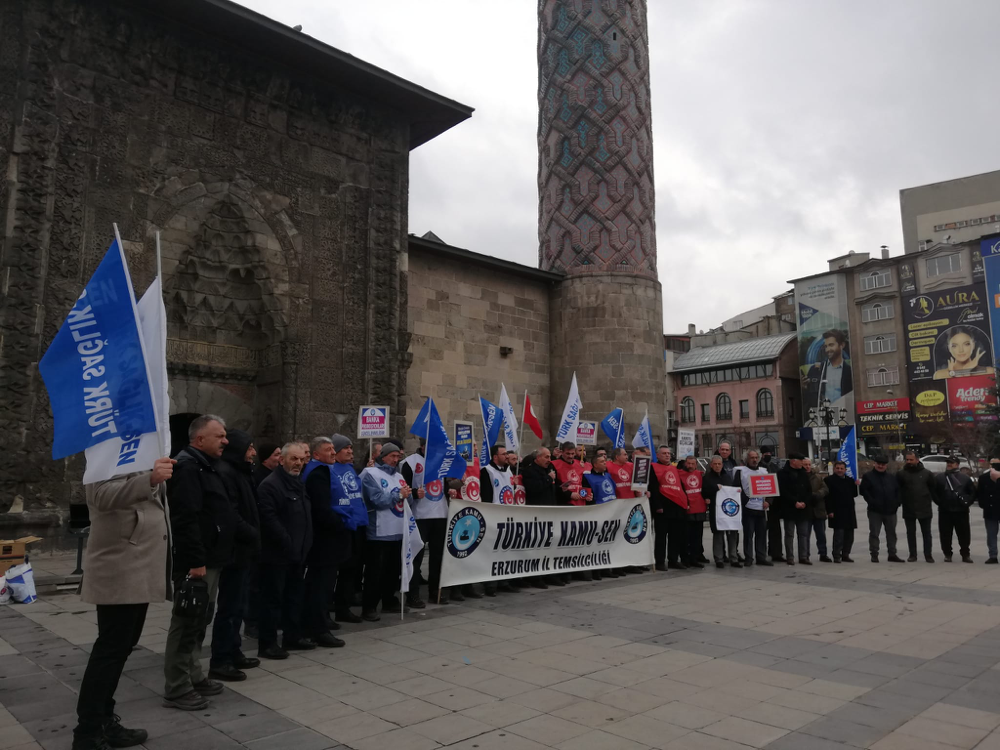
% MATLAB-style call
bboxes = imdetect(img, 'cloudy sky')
[242,0,1000,332]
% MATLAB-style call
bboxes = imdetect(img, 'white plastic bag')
[0,576,10,604]
[6,563,36,604]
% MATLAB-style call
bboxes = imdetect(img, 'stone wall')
[0,0,411,516]
[406,247,554,455]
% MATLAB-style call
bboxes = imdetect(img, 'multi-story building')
[671,333,805,459]
[901,170,1000,254]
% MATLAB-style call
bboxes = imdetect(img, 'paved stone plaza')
[3,513,1000,750]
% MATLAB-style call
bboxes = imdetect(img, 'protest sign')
[358,406,389,438]
[748,474,779,497]
[631,455,651,492]
[576,421,597,445]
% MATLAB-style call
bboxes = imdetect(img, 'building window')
[677,362,774,386]
[860,270,891,291]
[680,398,695,424]
[867,366,900,387]
[702,433,714,454]
[739,400,750,420]
[716,393,732,421]
[700,403,710,423]
[864,333,897,354]
[861,301,894,322]
[927,252,962,277]
[756,388,774,418]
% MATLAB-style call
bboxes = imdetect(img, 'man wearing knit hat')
[360,440,411,620]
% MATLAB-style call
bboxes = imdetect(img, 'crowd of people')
[68,415,1000,750]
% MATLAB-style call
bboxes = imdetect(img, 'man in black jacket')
[163,415,241,711]
[897,452,938,562]
[208,429,261,682]
[777,453,813,564]
[977,459,1000,564]
[934,457,975,563]
[860,456,904,563]
[522,447,564,586]
[825,460,858,563]
[257,443,314,659]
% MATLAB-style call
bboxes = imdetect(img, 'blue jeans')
[987,519,999,559]
[210,566,249,667]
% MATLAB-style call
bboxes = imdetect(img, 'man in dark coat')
[777,453,813,564]
[253,442,280,487]
[163,415,242,710]
[824,460,858,563]
[934,457,975,563]
[860,456,904,563]
[897,452,938,562]
[704,456,740,568]
[209,429,261,682]
[522,447,565,586]
[977,458,1000,564]
[300,436,351,648]
[256,443,314,659]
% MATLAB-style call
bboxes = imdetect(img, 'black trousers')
[210,565,249,668]
[905,517,934,558]
[653,512,667,564]
[362,539,402,612]
[832,528,855,560]
[939,510,972,557]
[768,511,784,558]
[685,520,705,562]
[417,518,447,596]
[244,564,260,627]
[258,564,304,649]
[75,603,148,739]
[302,564,337,637]
[334,528,363,616]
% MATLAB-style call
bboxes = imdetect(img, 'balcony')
[716,412,732,423]
[756,410,775,421]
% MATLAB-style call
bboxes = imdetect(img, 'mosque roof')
[672,333,798,372]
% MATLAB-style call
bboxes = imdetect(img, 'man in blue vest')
[584,453,621,580]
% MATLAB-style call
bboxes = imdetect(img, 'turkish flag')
[523,394,544,439]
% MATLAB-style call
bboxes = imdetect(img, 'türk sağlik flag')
[523,393,544,440]
[555,372,582,443]
[631,409,656,462]
[600,407,625,449]
[479,395,502,465]
[39,238,158,459]
[409,397,467,480]
[498,384,519,454]
[401,499,424,595]
[84,274,171,483]
[837,426,859,480]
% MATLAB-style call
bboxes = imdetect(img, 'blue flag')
[39,239,157,459]
[479,396,502,465]
[837,426,859,480]
[600,407,625,449]
[409,398,467,480]
[630,409,657,463]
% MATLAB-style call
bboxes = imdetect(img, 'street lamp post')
[807,398,849,473]
[887,388,904,457]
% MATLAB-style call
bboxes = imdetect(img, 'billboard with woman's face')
[903,284,996,425]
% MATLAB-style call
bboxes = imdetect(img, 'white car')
[921,455,977,475]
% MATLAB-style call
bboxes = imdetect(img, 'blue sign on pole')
[981,237,1000,369]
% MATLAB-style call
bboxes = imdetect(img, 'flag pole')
[615,407,623,451]
[154,231,168,460]
[423,397,431,489]
[516,390,526,478]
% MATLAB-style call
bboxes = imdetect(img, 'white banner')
[555,372,582,443]
[440,498,654,588]
[676,428,696,461]
[715,486,743,531]
[401,499,424,594]
[499,384,520,454]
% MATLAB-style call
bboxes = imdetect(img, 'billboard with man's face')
[794,274,855,423]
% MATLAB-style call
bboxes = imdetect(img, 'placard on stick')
[631,455,652,491]
[748,474,779,497]
[357,406,389,439]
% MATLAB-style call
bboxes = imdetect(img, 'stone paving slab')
[2,511,1000,749]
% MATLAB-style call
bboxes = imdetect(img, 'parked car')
[921,454,977,474]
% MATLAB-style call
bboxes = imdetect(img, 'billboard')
[794,274,854,423]
[981,237,1000,369]
[903,284,995,426]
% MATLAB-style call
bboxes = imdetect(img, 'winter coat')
[217,429,261,567]
[361,460,406,541]
[777,464,813,521]
[522,461,557,506]
[934,470,975,514]
[703,469,727,533]
[808,472,829,519]
[860,469,901,515]
[824,474,858,530]
[167,446,240,572]
[303,463,353,567]
[258,465,313,565]
[896,462,938,520]
[734,466,771,516]
[977,472,1000,521]
[82,473,170,605]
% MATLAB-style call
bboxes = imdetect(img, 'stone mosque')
[0,0,664,540]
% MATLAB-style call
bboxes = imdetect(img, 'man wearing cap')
[860,456,905,563]
[934,456,975,563]
[360,440,411,620]
[777,452,813,564]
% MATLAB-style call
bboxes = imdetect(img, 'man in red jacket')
[650,445,690,571]
[609,448,638,499]
[679,456,708,569]
[553,442,587,506]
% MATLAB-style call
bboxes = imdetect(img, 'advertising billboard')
[794,274,854,423]
[903,284,996,426]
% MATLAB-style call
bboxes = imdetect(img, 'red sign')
[857,398,911,414]
[748,474,780,497]
[947,375,998,423]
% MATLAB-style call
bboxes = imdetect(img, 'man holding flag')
[631,410,656,462]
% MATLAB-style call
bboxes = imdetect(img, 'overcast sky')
[241,0,1000,332]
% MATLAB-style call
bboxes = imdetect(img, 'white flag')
[83,276,171,484]
[715,486,743,531]
[401,499,424,594]
[498,384,520,454]
[630,409,654,455]
[555,372,582,443]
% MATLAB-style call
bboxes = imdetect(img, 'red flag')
[523,394,544,439]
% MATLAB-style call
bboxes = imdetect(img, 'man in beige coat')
[73,457,174,750]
